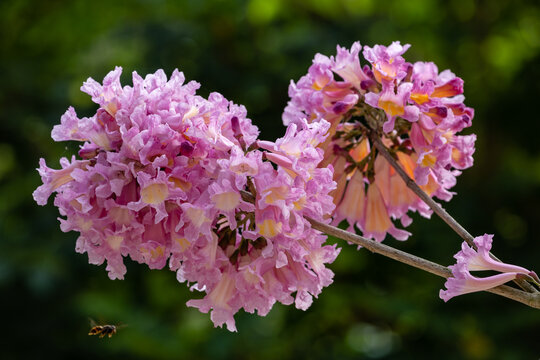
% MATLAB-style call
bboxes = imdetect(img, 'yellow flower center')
[378,99,404,117]
[257,219,282,238]
[141,183,169,204]
[212,191,240,211]
[106,235,123,251]
[421,153,437,168]
[410,92,429,104]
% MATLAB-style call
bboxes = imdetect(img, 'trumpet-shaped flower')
[362,41,411,84]
[440,234,537,301]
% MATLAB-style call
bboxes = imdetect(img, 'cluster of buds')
[34,68,339,331]
[284,41,476,242]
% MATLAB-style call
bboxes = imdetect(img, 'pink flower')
[362,41,411,83]
[283,41,476,243]
[332,41,369,90]
[36,67,340,331]
[283,51,359,127]
[33,156,88,206]
[365,82,419,132]
[187,272,239,331]
[440,234,537,301]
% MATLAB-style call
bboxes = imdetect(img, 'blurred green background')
[1,0,539,359]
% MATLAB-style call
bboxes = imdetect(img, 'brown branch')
[371,135,475,245]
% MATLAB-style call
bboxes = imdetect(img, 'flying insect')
[88,318,125,338]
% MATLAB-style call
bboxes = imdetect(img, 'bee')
[88,318,125,338]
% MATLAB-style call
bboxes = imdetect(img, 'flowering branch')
[307,217,540,309]
[370,134,538,294]
[35,40,540,331]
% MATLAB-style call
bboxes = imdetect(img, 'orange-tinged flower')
[364,184,392,234]
[334,171,366,228]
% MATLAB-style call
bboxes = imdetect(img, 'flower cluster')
[440,234,538,301]
[34,68,339,331]
[284,41,476,242]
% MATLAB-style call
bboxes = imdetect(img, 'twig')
[371,135,475,245]
[240,190,540,308]
[306,217,540,309]
[370,135,538,293]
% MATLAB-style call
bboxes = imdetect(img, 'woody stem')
[370,135,475,245]
[307,216,540,309]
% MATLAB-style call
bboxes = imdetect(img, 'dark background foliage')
[1,0,539,359]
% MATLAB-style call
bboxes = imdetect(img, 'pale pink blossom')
[440,234,537,301]
[35,67,340,331]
